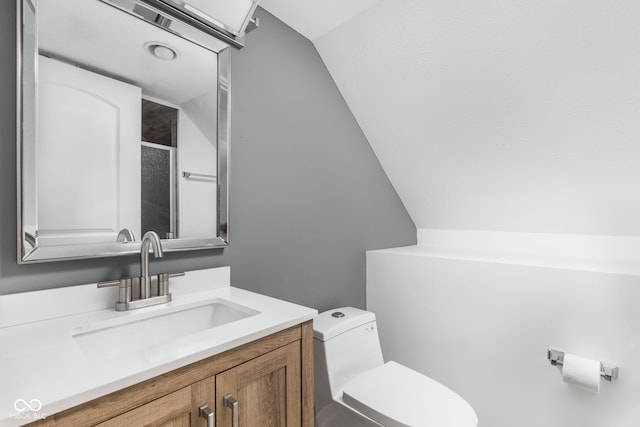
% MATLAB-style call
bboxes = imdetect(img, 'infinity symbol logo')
[14,399,42,412]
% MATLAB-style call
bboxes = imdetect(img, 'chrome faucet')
[140,231,163,299]
[97,230,184,311]
[116,228,136,243]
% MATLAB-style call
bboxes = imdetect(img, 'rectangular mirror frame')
[16,0,231,263]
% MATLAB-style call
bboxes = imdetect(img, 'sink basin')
[72,299,259,361]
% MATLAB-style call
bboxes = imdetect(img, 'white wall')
[178,111,217,238]
[315,0,640,235]
[367,233,640,427]
[314,1,640,424]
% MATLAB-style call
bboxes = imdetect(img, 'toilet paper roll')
[562,353,601,393]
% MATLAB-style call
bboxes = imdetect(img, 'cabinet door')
[216,341,302,427]
[94,377,215,427]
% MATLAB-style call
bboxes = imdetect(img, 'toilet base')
[315,399,383,427]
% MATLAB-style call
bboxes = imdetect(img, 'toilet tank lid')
[313,307,376,341]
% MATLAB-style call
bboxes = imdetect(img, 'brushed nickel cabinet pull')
[223,394,238,427]
[199,404,215,427]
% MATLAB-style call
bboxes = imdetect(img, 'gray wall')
[0,5,415,311]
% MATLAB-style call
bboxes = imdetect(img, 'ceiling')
[39,0,218,106]
[260,0,380,41]
[261,0,640,236]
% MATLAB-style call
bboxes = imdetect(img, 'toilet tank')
[313,307,384,410]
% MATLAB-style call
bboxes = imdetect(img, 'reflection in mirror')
[154,0,259,40]
[17,0,231,263]
[141,98,178,240]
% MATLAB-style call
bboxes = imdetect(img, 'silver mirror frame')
[16,0,231,264]
[138,0,260,49]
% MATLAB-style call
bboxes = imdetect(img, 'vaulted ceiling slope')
[262,0,640,236]
[260,0,381,40]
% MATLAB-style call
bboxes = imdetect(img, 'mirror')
[145,0,260,48]
[17,0,231,263]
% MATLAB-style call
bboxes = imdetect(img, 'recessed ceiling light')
[144,42,180,61]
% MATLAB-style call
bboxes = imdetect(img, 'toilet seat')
[342,361,477,427]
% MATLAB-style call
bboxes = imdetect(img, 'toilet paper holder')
[547,349,619,381]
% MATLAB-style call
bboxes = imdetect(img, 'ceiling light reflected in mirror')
[145,41,180,60]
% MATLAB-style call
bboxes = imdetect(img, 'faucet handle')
[97,279,121,288]
[157,272,185,296]
[97,278,132,311]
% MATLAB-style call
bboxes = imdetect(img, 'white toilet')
[313,307,478,427]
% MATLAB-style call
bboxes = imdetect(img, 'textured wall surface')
[368,247,640,427]
[0,5,415,312]
[315,0,640,235]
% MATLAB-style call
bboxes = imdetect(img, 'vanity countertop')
[0,267,317,426]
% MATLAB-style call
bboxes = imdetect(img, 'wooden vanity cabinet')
[95,377,215,427]
[216,341,301,427]
[32,321,314,427]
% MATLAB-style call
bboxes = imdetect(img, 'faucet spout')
[116,228,136,243]
[141,231,163,277]
[140,231,163,298]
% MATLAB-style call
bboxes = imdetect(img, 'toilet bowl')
[313,307,477,427]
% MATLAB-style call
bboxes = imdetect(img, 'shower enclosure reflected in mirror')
[17,0,230,263]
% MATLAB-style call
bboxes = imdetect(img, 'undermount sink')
[72,299,259,361]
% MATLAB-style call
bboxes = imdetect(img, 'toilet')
[313,307,478,427]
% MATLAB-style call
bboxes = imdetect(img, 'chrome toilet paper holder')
[547,348,619,381]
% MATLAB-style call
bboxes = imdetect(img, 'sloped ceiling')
[261,0,640,236]
[260,0,381,40]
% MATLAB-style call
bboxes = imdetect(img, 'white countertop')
[0,267,317,426]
